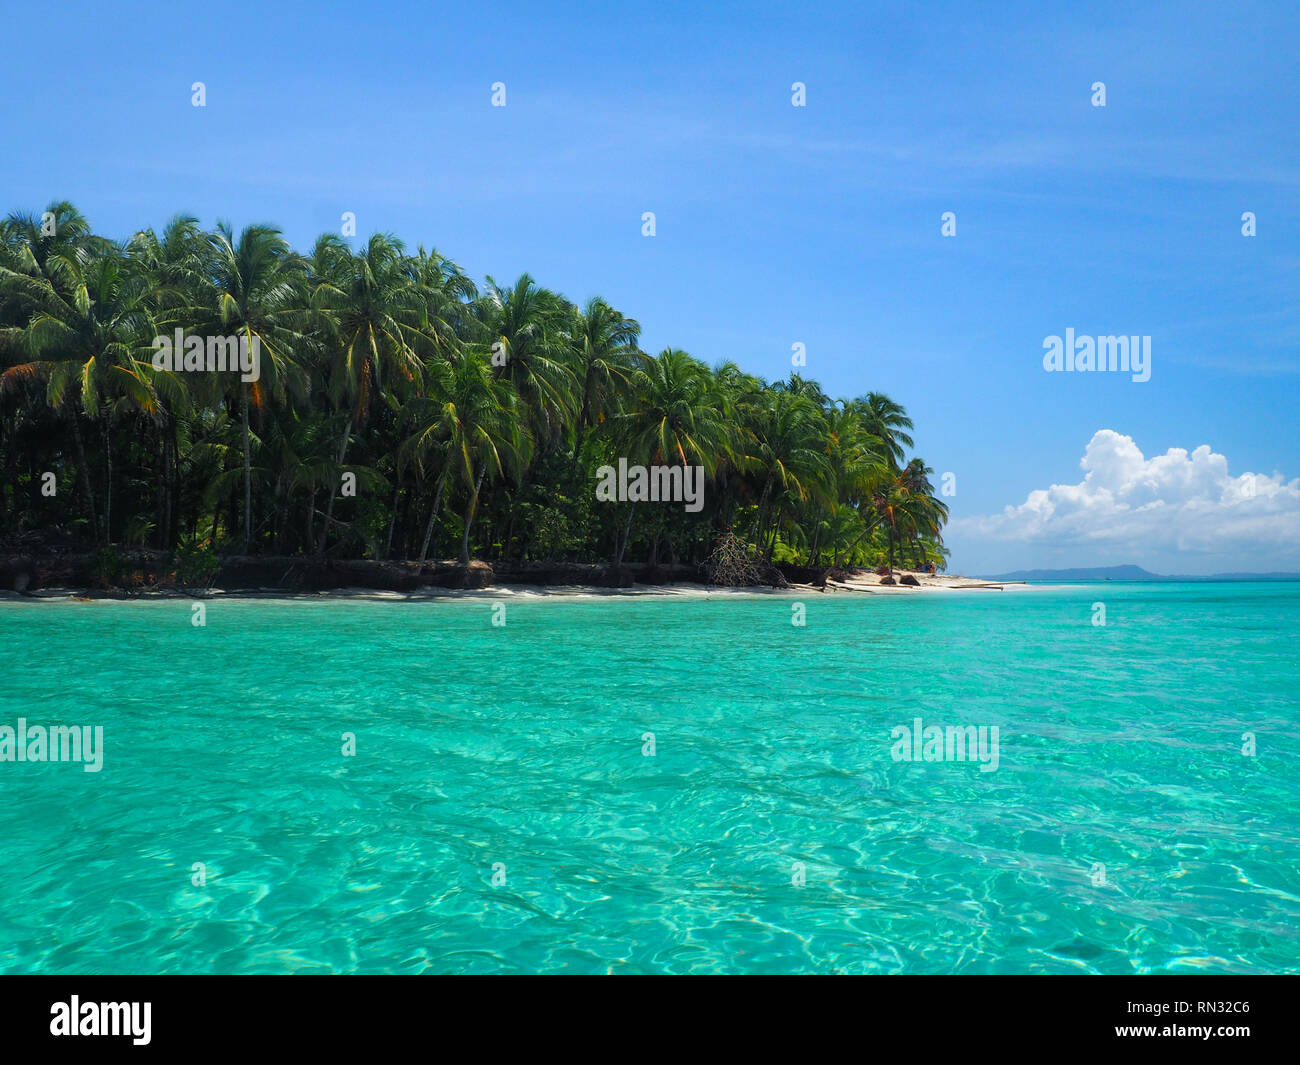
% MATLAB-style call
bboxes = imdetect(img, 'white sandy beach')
[1,569,1037,603]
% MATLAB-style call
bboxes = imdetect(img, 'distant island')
[985,564,1300,581]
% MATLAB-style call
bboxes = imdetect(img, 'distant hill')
[988,565,1159,581]
[985,564,1300,581]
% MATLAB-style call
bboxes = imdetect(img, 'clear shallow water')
[1,582,1297,974]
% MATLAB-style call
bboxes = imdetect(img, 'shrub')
[88,546,129,587]
[175,536,221,589]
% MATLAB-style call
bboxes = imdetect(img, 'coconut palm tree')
[609,348,733,568]
[853,391,914,468]
[403,348,528,567]
[568,297,640,473]
[0,240,162,542]
[896,458,948,567]
[804,402,889,565]
[475,273,575,445]
[859,458,948,570]
[308,232,430,555]
[1,202,111,294]
[411,245,477,350]
[1,203,122,540]
[126,216,216,547]
[207,223,309,549]
[744,388,831,560]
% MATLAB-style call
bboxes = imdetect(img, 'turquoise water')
[1,582,1297,974]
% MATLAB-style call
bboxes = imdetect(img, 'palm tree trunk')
[501,488,519,560]
[273,475,286,553]
[240,383,252,551]
[169,427,180,549]
[765,505,783,562]
[459,464,486,565]
[569,391,592,478]
[100,410,113,544]
[417,468,449,567]
[318,416,351,556]
[69,410,99,543]
[503,471,532,561]
[613,502,635,569]
[832,513,883,569]
[569,425,589,478]
[752,476,773,550]
[155,424,168,549]
[383,473,401,560]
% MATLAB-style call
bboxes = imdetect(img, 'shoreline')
[1,569,1031,603]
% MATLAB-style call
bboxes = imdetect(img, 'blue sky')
[3,1,1297,573]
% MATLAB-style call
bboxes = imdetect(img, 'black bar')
[0,975,1290,1054]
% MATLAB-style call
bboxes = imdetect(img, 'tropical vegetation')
[0,203,949,577]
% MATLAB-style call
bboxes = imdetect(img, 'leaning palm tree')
[207,223,309,549]
[855,458,948,571]
[896,457,948,566]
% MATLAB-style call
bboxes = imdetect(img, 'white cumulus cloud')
[953,430,1300,562]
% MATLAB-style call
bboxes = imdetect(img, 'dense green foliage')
[0,203,948,570]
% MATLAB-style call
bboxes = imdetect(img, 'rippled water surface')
[1,583,1297,973]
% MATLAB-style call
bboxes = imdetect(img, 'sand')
[2,569,1033,603]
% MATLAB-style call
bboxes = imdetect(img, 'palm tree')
[0,239,162,542]
[128,215,213,312]
[1,203,121,540]
[773,372,830,409]
[402,348,528,567]
[853,391,914,468]
[472,274,575,558]
[475,274,575,445]
[308,232,429,555]
[207,223,309,549]
[805,402,889,565]
[610,348,732,568]
[410,245,476,350]
[858,458,948,570]
[568,297,640,473]
[744,389,830,561]
[127,216,215,547]
[1,202,111,294]
[896,457,948,567]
